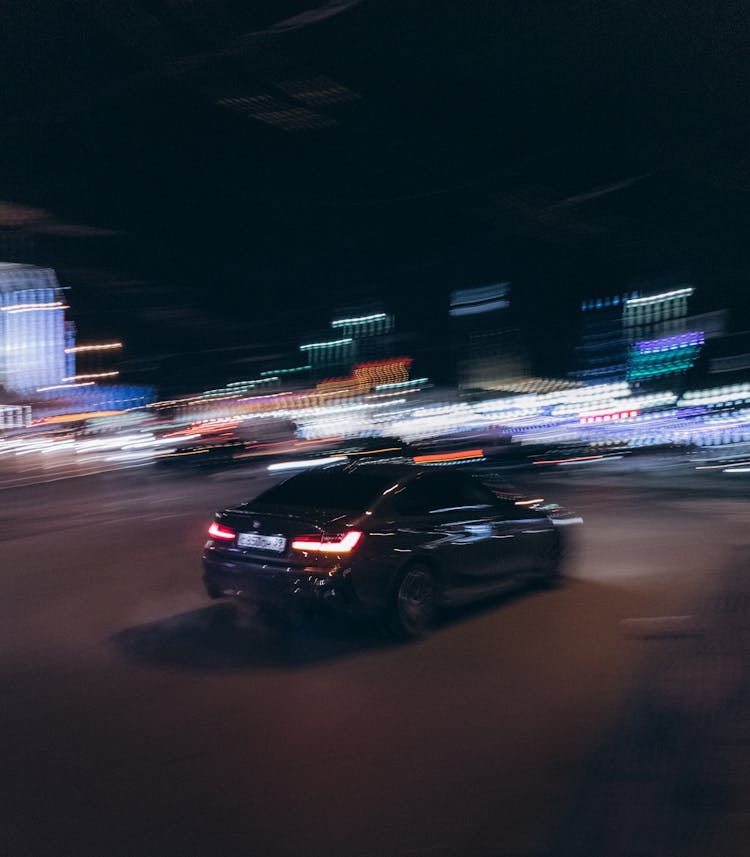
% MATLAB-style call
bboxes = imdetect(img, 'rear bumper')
[202,555,367,617]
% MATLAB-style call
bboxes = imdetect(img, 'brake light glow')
[208,522,236,541]
[291,530,363,553]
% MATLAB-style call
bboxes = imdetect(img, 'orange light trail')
[30,410,125,425]
[413,448,484,464]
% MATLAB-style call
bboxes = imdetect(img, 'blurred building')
[33,383,155,418]
[300,334,357,380]
[0,262,154,419]
[0,263,69,395]
[623,285,730,390]
[300,306,397,381]
[449,283,528,391]
[623,285,693,343]
[0,403,31,429]
[570,293,631,384]
[330,310,395,359]
[703,331,750,382]
[571,281,715,389]
[195,305,406,401]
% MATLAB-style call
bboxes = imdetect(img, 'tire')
[385,563,438,640]
[535,533,564,589]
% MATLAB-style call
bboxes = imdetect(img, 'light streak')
[695,460,750,470]
[299,337,353,351]
[345,447,401,457]
[331,313,386,327]
[36,382,96,392]
[64,342,123,353]
[63,371,119,382]
[413,449,484,464]
[533,454,605,465]
[635,331,704,353]
[2,301,68,313]
[267,455,347,472]
[625,287,693,306]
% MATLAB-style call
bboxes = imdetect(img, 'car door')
[389,471,502,583]
[489,497,557,575]
[439,474,531,582]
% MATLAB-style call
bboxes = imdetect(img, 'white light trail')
[299,338,353,351]
[64,342,123,354]
[625,287,693,307]
[331,313,386,327]
[1,301,68,314]
[63,371,119,382]
[36,382,96,392]
[267,455,347,472]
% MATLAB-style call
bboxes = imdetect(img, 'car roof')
[318,460,492,482]
[318,460,419,480]
[320,461,516,491]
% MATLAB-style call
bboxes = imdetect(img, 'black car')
[202,462,578,638]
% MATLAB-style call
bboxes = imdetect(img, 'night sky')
[3,1,750,393]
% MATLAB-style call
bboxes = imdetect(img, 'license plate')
[237,532,287,553]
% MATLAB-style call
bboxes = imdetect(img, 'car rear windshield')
[256,468,401,511]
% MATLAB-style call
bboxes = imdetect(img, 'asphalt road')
[1,459,749,857]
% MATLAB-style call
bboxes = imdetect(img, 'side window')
[450,476,497,510]
[392,473,495,515]
[391,478,436,516]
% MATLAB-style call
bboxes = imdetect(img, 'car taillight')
[208,521,236,541]
[291,530,364,553]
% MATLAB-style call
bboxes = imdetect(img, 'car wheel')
[536,534,563,589]
[386,563,437,640]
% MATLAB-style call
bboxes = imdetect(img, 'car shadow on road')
[437,584,541,627]
[112,602,394,670]
[113,579,562,672]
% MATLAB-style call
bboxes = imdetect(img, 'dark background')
[3,0,750,393]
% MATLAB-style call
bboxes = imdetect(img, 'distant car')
[202,462,578,638]
[155,430,248,468]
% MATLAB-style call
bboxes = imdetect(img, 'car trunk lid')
[213,506,358,564]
